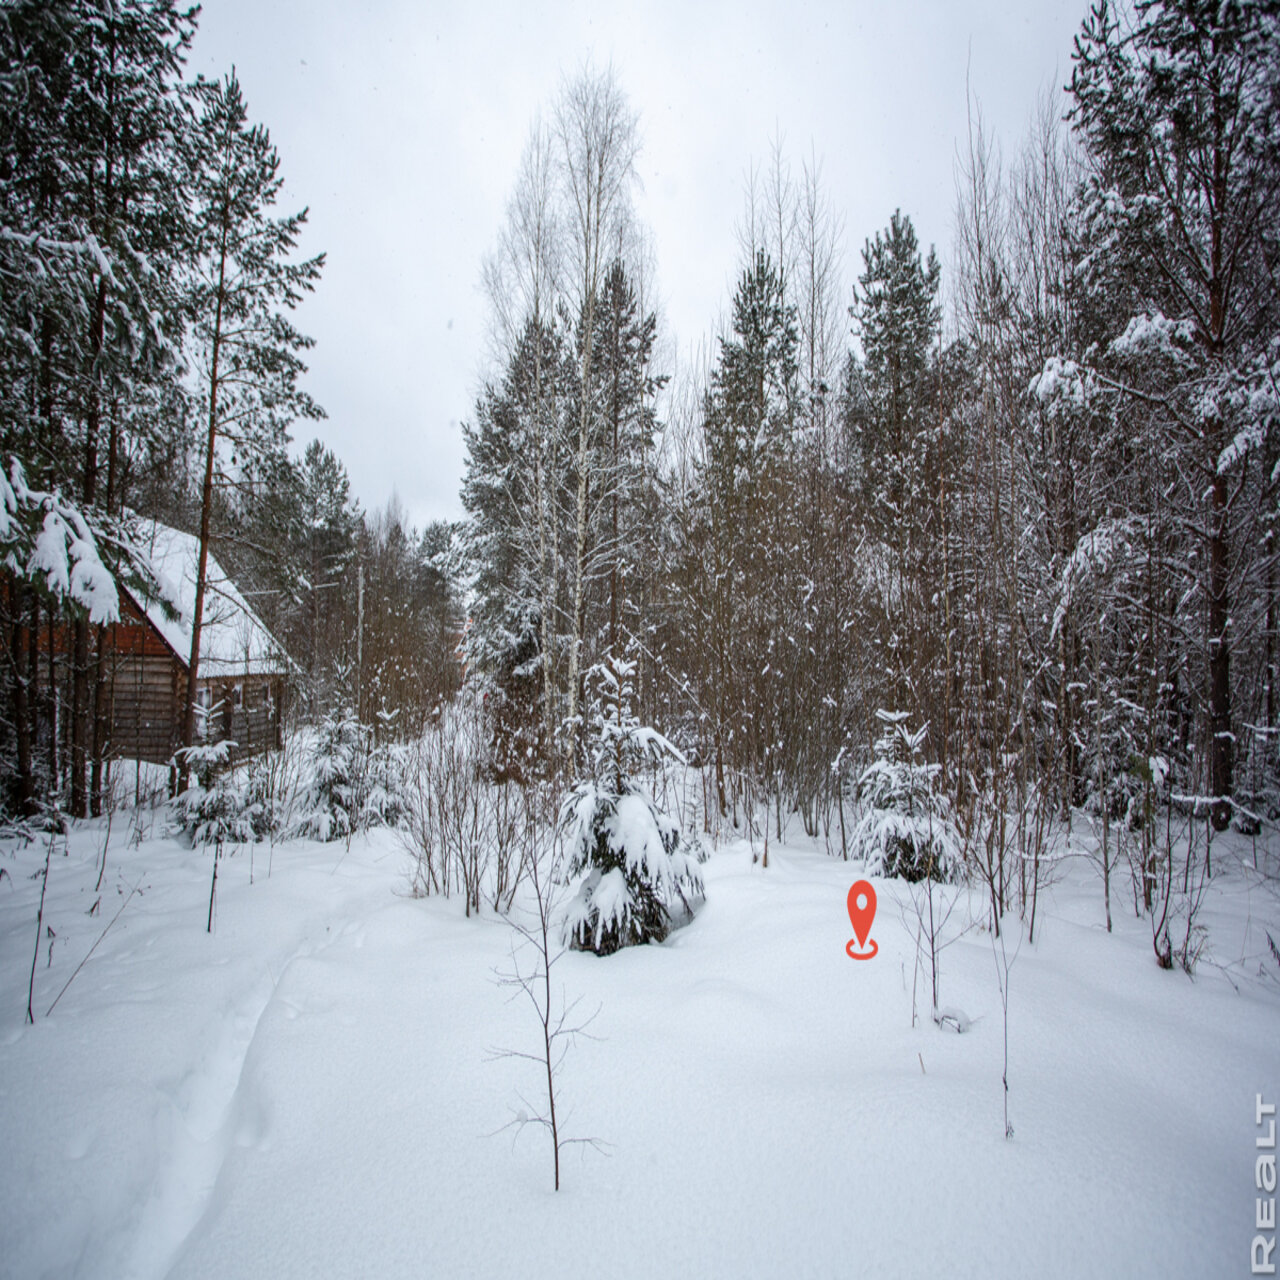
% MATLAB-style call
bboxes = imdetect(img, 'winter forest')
[2,1,1279,1277]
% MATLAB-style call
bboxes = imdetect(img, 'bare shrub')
[401,694,549,915]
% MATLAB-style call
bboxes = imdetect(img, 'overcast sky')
[189,0,1087,533]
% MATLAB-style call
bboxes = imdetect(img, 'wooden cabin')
[101,521,291,765]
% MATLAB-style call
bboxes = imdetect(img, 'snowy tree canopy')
[1,459,119,624]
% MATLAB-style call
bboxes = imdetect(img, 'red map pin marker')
[846,880,878,960]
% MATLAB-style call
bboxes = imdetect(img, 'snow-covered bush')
[559,654,704,955]
[293,709,365,842]
[1077,691,1153,828]
[241,735,306,842]
[173,742,258,847]
[292,709,417,842]
[852,711,961,883]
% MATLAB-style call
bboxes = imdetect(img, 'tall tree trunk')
[47,607,59,794]
[90,403,119,817]
[533,331,556,764]
[1266,537,1276,737]
[70,620,90,817]
[1205,108,1234,833]
[566,301,595,766]
[1208,466,1232,830]
[90,624,112,817]
[7,580,37,815]
[29,593,41,797]
[71,278,108,818]
[181,200,231,787]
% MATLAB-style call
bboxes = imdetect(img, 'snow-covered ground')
[2,808,1278,1279]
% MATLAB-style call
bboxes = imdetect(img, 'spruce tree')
[1068,0,1280,827]
[590,259,662,661]
[559,651,703,954]
[696,248,799,820]
[461,314,573,770]
[850,211,942,716]
[295,439,359,701]
[851,210,940,525]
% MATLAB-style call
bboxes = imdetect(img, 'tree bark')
[181,196,231,787]
[1208,467,1233,830]
[7,580,37,815]
[71,277,108,818]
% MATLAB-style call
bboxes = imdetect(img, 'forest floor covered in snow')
[2,804,1278,1279]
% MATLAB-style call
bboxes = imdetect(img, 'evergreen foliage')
[172,741,258,847]
[850,210,941,520]
[1067,0,1280,828]
[690,247,802,819]
[852,713,961,883]
[559,653,703,955]
[463,251,663,773]
[293,708,364,843]
[1,0,1278,964]
[0,0,197,816]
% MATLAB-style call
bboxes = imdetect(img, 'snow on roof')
[124,520,290,679]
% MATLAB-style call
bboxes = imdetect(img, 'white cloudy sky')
[189,0,1086,532]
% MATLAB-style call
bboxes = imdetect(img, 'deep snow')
[1,807,1278,1279]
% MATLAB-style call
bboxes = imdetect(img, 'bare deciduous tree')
[554,66,640,758]
[491,827,603,1191]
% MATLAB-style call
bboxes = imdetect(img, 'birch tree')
[553,66,639,760]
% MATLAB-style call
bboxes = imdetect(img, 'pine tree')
[470,75,658,775]
[462,314,573,770]
[179,71,324,781]
[852,210,941,522]
[852,711,961,882]
[850,211,943,720]
[294,439,359,702]
[590,259,662,662]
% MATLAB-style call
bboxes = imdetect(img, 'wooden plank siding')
[35,593,287,766]
[197,675,285,762]
[105,651,185,764]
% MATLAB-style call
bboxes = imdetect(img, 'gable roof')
[124,520,290,679]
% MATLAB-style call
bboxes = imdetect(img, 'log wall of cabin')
[198,676,284,760]
[106,652,185,764]
[96,599,182,764]
[29,595,287,767]
[102,599,286,765]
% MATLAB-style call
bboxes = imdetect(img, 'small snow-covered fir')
[293,709,364,843]
[173,742,258,847]
[852,711,962,882]
[559,653,703,954]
